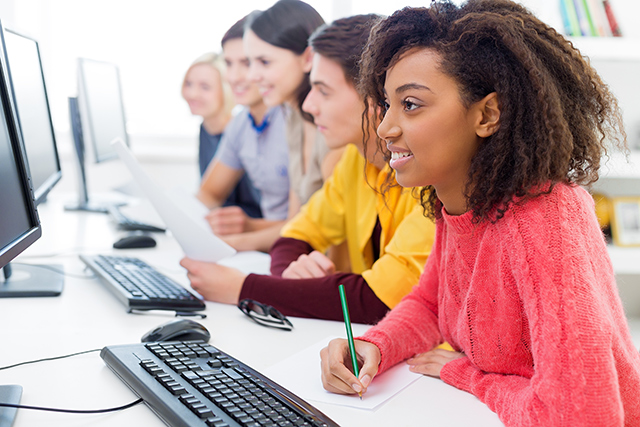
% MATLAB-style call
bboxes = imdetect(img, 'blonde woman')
[182,52,261,217]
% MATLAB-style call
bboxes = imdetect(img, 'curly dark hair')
[360,0,627,222]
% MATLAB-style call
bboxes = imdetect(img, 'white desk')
[0,194,505,426]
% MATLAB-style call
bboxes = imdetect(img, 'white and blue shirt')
[214,106,289,220]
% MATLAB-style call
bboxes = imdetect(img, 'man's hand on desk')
[180,258,247,304]
[282,250,336,279]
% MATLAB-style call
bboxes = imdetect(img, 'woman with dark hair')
[320,1,640,425]
[178,14,443,326]
[197,13,291,252]
[244,0,344,212]
[195,0,343,253]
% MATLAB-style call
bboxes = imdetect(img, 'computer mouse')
[113,234,156,249]
[141,318,211,343]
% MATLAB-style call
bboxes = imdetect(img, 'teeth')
[391,151,412,160]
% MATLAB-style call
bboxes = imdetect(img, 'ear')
[474,92,500,138]
[301,46,314,73]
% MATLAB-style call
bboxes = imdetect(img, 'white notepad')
[263,337,422,411]
[111,138,236,263]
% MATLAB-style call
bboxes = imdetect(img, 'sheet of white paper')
[263,337,422,410]
[166,186,211,231]
[112,139,236,263]
[217,251,271,275]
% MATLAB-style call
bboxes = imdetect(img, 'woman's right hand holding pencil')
[320,338,381,396]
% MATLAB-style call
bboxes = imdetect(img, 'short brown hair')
[221,15,247,47]
[308,14,381,89]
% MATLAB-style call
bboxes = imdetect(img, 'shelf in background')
[592,150,640,197]
[569,36,640,61]
[608,246,640,318]
[608,245,640,275]
[600,150,640,177]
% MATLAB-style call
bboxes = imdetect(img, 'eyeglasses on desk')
[238,299,293,331]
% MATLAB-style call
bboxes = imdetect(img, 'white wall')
[1,0,335,158]
[1,0,638,159]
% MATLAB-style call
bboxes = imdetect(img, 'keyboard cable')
[0,348,144,414]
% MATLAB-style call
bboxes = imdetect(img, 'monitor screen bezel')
[3,27,62,205]
[0,20,42,270]
[77,57,129,164]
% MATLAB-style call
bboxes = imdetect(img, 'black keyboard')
[109,205,166,233]
[101,341,338,427]
[80,254,205,312]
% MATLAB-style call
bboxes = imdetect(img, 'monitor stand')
[0,385,22,427]
[64,96,126,214]
[0,263,63,298]
[64,200,117,214]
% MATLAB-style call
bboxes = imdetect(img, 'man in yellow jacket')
[180,14,436,324]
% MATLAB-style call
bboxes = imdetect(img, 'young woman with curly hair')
[320,1,640,425]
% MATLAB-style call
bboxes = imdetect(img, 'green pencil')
[338,284,362,399]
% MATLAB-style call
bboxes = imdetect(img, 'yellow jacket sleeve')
[362,202,436,308]
[281,145,436,309]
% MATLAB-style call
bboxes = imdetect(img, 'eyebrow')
[311,81,330,89]
[395,83,432,94]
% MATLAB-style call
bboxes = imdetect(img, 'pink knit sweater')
[360,183,640,426]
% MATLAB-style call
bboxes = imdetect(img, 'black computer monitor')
[77,57,128,163]
[65,57,129,212]
[3,29,62,205]
[0,60,41,275]
[0,21,49,424]
[0,24,64,298]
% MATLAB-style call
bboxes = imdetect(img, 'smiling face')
[301,53,364,150]
[222,38,262,108]
[244,29,310,107]
[377,48,482,213]
[181,64,225,119]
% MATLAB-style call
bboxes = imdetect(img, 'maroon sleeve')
[269,237,314,276]
[239,272,390,325]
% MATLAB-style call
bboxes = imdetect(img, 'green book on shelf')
[562,0,582,36]
[579,0,598,36]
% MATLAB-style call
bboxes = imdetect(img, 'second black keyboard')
[101,341,339,427]
[108,205,166,233]
[80,254,205,312]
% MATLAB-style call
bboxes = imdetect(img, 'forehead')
[186,64,219,81]
[223,38,244,58]
[310,54,348,86]
[243,29,287,57]
[385,48,442,88]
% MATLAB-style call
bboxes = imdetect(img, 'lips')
[390,151,413,160]
[388,148,414,170]
[258,86,272,97]
[231,84,250,96]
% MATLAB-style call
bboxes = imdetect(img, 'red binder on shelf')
[602,0,622,37]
